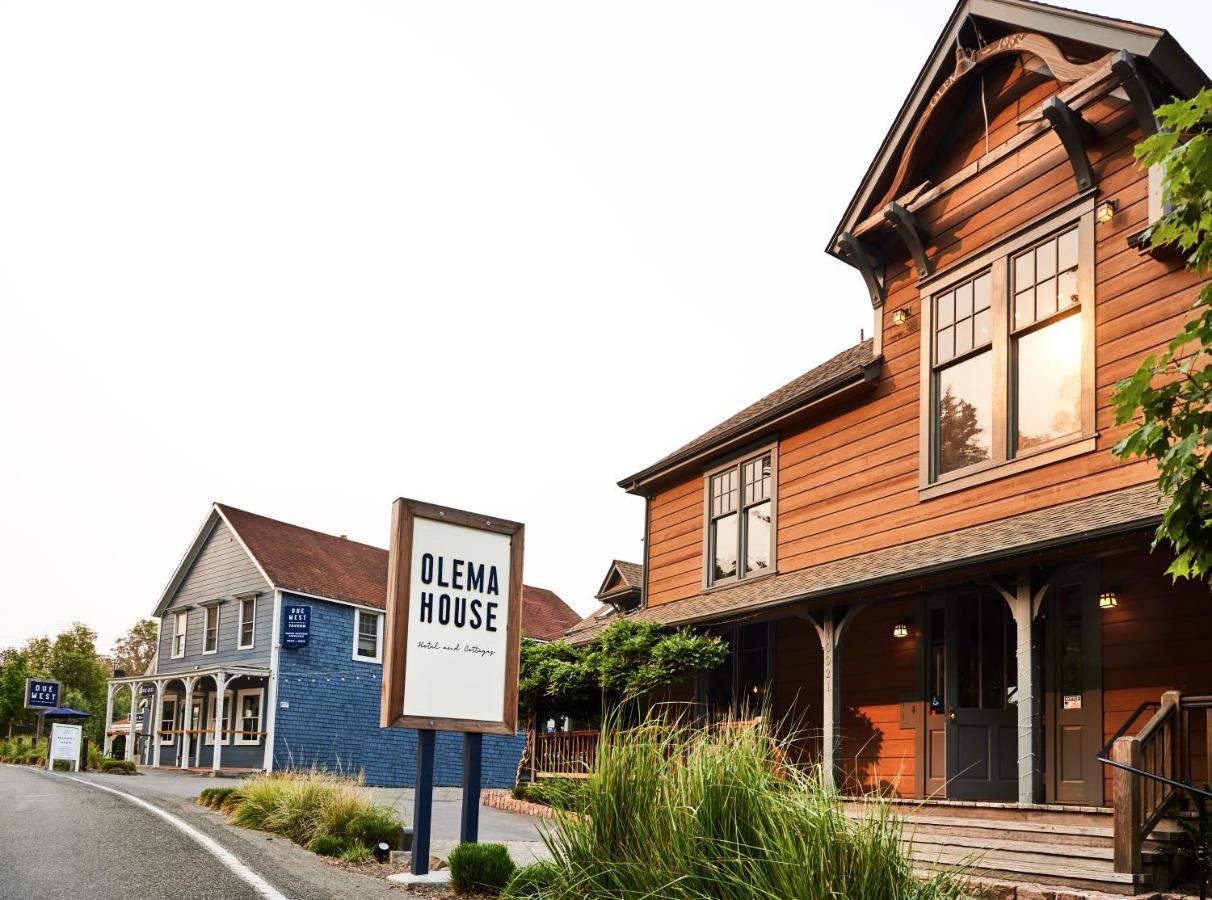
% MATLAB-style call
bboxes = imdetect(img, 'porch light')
[893,623,909,638]
[1099,591,1119,609]
[374,841,390,863]
[892,307,911,326]
[1096,200,1117,223]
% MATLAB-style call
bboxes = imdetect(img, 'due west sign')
[25,678,60,709]
[283,604,311,648]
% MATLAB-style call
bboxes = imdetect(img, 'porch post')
[1011,569,1038,805]
[180,676,196,771]
[126,684,139,762]
[808,602,868,792]
[212,672,227,773]
[103,683,115,757]
[151,681,164,769]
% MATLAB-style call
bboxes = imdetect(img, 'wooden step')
[914,860,1146,896]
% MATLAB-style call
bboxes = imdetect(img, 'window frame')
[159,698,177,745]
[917,195,1096,500]
[352,609,383,664]
[204,690,236,745]
[202,603,220,655]
[171,610,188,659]
[233,688,264,746]
[237,594,257,650]
[701,442,779,590]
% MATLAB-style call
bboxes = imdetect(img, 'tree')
[112,618,158,676]
[1112,88,1212,581]
[0,649,33,736]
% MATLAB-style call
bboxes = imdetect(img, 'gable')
[157,517,271,614]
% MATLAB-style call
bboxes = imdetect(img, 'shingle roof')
[215,504,577,641]
[565,483,1163,644]
[620,340,877,488]
[596,560,643,600]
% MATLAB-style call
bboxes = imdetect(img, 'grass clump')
[501,861,561,898]
[535,714,968,900]
[198,786,239,810]
[511,778,589,813]
[99,758,135,774]
[449,843,516,895]
[225,768,402,860]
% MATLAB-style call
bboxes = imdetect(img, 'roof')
[565,483,1163,644]
[595,559,643,600]
[619,340,878,491]
[160,504,576,642]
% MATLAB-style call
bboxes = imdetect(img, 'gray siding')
[156,520,274,674]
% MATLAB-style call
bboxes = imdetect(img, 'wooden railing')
[534,730,599,778]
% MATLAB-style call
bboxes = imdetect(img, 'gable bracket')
[1110,50,1161,139]
[1041,96,1098,193]
[837,232,886,309]
[883,202,933,280]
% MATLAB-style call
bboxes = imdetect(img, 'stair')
[843,802,1186,896]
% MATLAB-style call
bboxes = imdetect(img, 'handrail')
[1098,700,1159,759]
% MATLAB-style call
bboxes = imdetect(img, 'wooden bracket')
[1111,50,1160,139]
[837,232,885,309]
[884,202,933,279]
[1041,97,1097,192]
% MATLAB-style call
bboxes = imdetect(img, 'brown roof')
[565,483,1163,644]
[620,340,877,489]
[215,504,576,641]
[596,559,643,600]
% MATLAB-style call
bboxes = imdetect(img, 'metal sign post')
[460,732,483,844]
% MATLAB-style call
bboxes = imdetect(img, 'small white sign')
[1063,694,1083,710]
[47,723,82,771]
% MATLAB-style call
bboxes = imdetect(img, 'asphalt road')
[0,764,410,899]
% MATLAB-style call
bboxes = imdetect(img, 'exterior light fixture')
[374,841,391,863]
[893,623,909,638]
[1099,591,1119,610]
[892,307,911,326]
[1096,200,1117,223]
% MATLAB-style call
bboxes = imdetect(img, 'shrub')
[501,861,561,898]
[86,744,104,771]
[100,758,135,774]
[343,807,401,849]
[308,834,347,857]
[198,788,216,807]
[514,778,588,813]
[449,843,516,895]
[340,844,372,864]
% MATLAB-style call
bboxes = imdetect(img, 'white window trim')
[159,698,177,745]
[171,610,188,659]
[202,605,220,655]
[237,595,257,650]
[205,690,235,745]
[234,688,264,746]
[352,609,383,664]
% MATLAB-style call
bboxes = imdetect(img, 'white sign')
[382,499,523,734]
[1063,694,1083,710]
[47,723,82,772]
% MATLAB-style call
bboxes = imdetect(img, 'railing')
[533,730,599,778]
[1099,690,1212,899]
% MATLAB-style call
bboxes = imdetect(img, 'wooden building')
[566,1,1211,892]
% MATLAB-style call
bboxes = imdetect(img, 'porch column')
[151,682,165,769]
[126,684,139,762]
[180,676,196,771]
[1010,570,1039,805]
[212,672,228,773]
[807,602,868,792]
[103,683,115,757]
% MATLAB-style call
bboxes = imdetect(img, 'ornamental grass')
[530,715,968,900]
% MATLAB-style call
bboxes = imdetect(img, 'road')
[0,764,417,899]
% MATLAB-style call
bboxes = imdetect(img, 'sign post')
[381,498,524,879]
[25,678,61,746]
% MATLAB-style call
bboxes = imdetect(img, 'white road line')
[58,774,290,900]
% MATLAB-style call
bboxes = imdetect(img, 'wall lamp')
[1099,590,1119,610]
[892,307,912,327]
[1096,199,1118,224]
[893,623,909,639]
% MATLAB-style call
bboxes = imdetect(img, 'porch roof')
[564,482,1163,644]
[107,665,271,687]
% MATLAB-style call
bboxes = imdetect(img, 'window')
[234,689,263,745]
[172,610,188,658]
[353,610,382,663]
[921,201,1094,494]
[204,691,235,745]
[703,623,771,717]
[706,448,775,587]
[238,596,256,650]
[202,605,219,654]
[159,698,177,745]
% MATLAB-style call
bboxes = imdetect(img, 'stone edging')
[481,788,568,820]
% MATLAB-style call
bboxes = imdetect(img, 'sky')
[1,1,1209,655]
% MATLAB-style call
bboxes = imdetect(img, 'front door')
[944,588,1018,801]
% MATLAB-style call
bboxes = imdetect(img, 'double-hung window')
[705,447,776,587]
[921,200,1095,495]
[202,604,219,654]
[205,691,235,745]
[159,698,177,745]
[234,689,263,745]
[353,610,382,663]
[237,595,256,650]
[171,610,188,658]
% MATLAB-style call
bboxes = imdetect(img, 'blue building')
[103,503,579,787]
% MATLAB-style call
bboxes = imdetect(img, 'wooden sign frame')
[380,497,524,735]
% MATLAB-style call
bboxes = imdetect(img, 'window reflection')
[937,351,993,475]
[1016,313,1081,450]
[744,501,771,575]
[712,513,738,580]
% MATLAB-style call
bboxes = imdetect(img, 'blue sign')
[141,683,156,697]
[283,604,311,648]
[25,678,60,709]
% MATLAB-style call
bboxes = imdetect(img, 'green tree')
[112,618,158,676]
[0,649,33,736]
[1112,88,1212,581]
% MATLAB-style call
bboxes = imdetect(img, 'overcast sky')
[1,1,1208,655]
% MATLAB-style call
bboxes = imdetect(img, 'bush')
[100,758,135,774]
[512,778,588,813]
[501,861,561,898]
[449,843,515,895]
[308,834,347,857]
[340,844,372,863]
[86,744,104,771]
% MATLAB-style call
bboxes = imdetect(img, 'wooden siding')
[643,78,1205,608]
[156,520,274,674]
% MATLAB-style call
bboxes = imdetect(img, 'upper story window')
[171,610,188,658]
[353,609,382,663]
[706,447,776,588]
[237,596,256,650]
[202,605,219,654]
[921,200,1095,497]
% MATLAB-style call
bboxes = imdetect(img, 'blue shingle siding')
[273,593,524,788]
